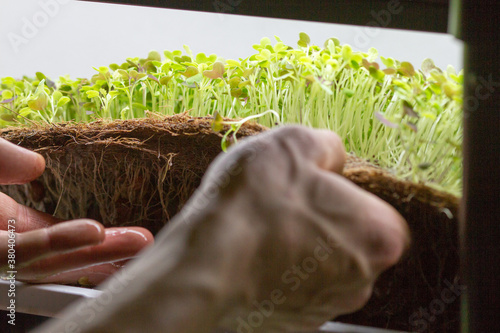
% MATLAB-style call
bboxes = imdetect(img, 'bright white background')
[0,0,463,79]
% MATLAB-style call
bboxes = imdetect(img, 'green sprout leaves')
[211,111,224,132]
[203,62,225,79]
[0,34,464,195]
[52,90,70,108]
[398,62,416,77]
[297,32,311,48]
[1,90,14,102]
[213,109,281,152]
[196,53,217,64]
[27,80,48,111]
[86,90,100,99]
[362,59,386,83]
[183,66,199,78]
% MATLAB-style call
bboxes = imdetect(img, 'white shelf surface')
[0,280,409,332]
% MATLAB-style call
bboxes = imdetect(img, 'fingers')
[15,227,153,282]
[270,126,346,174]
[355,190,410,271]
[0,192,61,231]
[0,137,45,184]
[307,171,410,276]
[219,126,345,177]
[0,219,105,268]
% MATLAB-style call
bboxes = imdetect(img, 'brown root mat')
[339,157,460,333]
[0,113,265,234]
[0,114,460,332]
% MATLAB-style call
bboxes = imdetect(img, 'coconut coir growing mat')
[0,114,460,332]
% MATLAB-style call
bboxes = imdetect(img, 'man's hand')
[38,126,409,333]
[0,138,154,285]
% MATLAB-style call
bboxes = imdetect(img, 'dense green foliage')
[0,33,463,195]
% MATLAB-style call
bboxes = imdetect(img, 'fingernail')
[50,219,105,250]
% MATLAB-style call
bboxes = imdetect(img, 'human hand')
[38,126,409,333]
[0,138,154,285]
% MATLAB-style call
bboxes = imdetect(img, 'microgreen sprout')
[212,109,280,151]
[0,33,463,195]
